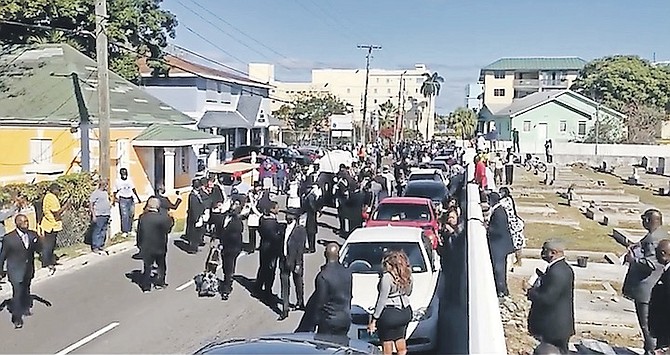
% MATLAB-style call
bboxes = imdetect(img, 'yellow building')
[0,44,225,225]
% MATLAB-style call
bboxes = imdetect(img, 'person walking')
[254,201,282,299]
[279,208,306,320]
[218,198,244,301]
[137,197,173,293]
[245,184,262,254]
[113,168,141,237]
[527,240,575,354]
[650,239,670,351]
[89,180,112,255]
[314,243,352,336]
[368,250,413,355]
[504,148,515,186]
[0,214,42,328]
[486,192,515,297]
[303,182,323,254]
[623,209,666,354]
[40,183,69,271]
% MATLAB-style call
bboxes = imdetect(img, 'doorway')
[153,147,164,189]
[535,123,548,155]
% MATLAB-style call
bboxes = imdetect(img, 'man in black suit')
[487,192,515,297]
[0,214,42,328]
[137,197,174,293]
[218,198,244,301]
[527,239,575,354]
[185,179,206,254]
[279,208,306,320]
[303,183,323,254]
[314,243,352,336]
[254,201,282,299]
[650,239,670,350]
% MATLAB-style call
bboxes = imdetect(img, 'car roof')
[406,180,447,188]
[347,226,424,243]
[379,197,431,205]
[409,168,440,175]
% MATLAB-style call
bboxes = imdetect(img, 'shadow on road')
[124,270,145,291]
[0,294,53,314]
[233,275,282,316]
[173,239,193,254]
[317,221,338,232]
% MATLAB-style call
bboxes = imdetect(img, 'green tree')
[0,0,178,82]
[449,107,477,140]
[571,55,670,143]
[376,100,397,140]
[420,72,444,138]
[273,92,351,142]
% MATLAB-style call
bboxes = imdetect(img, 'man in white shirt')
[114,168,141,236]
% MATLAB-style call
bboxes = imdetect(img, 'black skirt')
[377,306,412,342]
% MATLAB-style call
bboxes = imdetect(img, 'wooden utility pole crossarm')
[357,44,381,146]
[95,0,111,183]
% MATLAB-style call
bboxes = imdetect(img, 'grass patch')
[173,218,185,234]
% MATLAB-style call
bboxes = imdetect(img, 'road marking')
[55,322,120,355]
[176,280,194,291]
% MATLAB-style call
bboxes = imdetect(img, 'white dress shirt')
[284,221,296,257]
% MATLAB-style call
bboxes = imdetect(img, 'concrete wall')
[534,142,670,167]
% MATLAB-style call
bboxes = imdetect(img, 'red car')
[364,197,441,249]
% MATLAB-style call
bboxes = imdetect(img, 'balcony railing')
[541,79,569,87]
[513,79,539,87]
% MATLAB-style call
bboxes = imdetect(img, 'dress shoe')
[293,303,306,311]
[13,319,23,329]
[278,312,288,321]
[221,293,229,301]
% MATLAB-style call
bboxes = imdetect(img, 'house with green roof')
[478,90,625,154]
[0,43,224,199]
[478,56,587,115]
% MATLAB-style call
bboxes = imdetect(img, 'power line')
[294,1,357,42]
[171,44,250,77]
[181,24,249,66]
[185,0,290,61]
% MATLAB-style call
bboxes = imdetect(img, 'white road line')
[55,322,120,355]
[176,279,194,291]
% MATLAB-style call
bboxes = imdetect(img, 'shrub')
[0,173,96,247]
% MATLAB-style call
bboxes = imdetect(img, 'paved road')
[0,207,446,354]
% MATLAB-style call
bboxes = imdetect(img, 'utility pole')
[357,44,381,146]
[399,80,407,140]
[71,73,91,172]
[95,0,111,182]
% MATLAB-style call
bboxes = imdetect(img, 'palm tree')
[420,72,445,139]
[377,100,397,129]
[449,107,478,140]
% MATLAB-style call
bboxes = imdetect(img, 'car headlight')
[412,306,433,321]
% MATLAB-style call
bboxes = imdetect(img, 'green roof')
[481,57,587,71]
[0,44,194,127]
[133,124,225,146]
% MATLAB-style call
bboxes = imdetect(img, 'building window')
[347,88,351,94]
[415,88,419,93]
[417,78,422,84]
[374,89,378,94]
[386,79,390,84]
[494,88,505,97]
[523,121,531,132]
[387,88,391,94]
[559,120,567,132]
[578,121,587,135]
[373,99,377,104]
[376,78,379,83]
[494,71,505,79]
[29,138,53,164]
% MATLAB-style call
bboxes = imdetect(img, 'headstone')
[626,167,641,185]
[658,157,670,176]
[641,156,649,169]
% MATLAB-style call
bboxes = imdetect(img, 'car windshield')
[409,173,441,182]
[372,203,431,221]
[342,242,427,274]
[404,184,446,202]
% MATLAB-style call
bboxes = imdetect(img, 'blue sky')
[162,0,670,113]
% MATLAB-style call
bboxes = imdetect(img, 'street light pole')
[396,71,407,143]
[357,44,381,146]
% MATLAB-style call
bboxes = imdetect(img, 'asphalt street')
[0,206,448,354]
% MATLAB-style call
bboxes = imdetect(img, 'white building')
[249,63,437,140]
[465,83,484,112]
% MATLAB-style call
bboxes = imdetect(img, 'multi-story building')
[464,83,484,112]
[139,53,281,163]
[249,63,437,140]
[479,57,587,112]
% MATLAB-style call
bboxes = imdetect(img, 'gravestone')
[658,157,670,176]
[626,167,642,185]
[641,156,649,169]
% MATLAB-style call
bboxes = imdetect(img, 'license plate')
[358,329,379,343]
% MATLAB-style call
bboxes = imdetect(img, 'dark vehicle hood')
[194,333,380,354]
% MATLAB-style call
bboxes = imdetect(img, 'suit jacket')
[487,206,514,259]
[187,191,205,224]
[528,259,575,342]
[281,223,306,271]
[314,262,353,329]
[623,228,666,302]
[219,212,243,253]
[649,267,670,338]
[137,210,173,255]
[258,215,282,252]
[0,229,41,283]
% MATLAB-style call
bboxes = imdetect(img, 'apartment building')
[479,57,587,111]
[249,63,437,140]
[464,83,484,112]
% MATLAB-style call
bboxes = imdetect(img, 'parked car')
[408,168,449,188]
[297,146,324,163]
[194,333,380,354]
[341,226,441,353]
[232,145,310,166]
[364,197,440,249]
[403,180,448,213]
